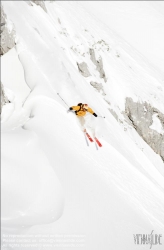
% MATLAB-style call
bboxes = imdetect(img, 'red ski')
[94,137,102,147]
[84,130,102,147]
[85,132,94,142]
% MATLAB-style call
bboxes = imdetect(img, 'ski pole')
[98,115,105,118]
[57,93,69,107]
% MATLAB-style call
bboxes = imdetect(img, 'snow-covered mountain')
[1,1,164,250]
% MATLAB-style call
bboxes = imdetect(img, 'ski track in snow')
[1,1,164,250]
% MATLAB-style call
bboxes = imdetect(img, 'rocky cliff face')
[77,62,91,77]
[125,98,164,161]
[1,83,10,113]
[0,6,15,55]
[1,6,14,112]
[89,48,107,82]
[30,0,47,12]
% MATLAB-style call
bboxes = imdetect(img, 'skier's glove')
[93,113,97,117]
[69,107,73,110]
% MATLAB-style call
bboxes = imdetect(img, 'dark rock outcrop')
[90,81,106,95]
[31,1,47,12]
[77,62,91,77]
[125,97,164,161]
[89,48,107,82]
[1,83,10,113]
[0,6,15,55]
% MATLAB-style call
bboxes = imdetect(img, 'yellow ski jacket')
[70,105,94,117]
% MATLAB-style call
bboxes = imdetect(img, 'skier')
[69,103,97,131]
[69,103,102,147]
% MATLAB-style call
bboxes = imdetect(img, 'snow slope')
[1,1,164,250]
[80,1,164,74]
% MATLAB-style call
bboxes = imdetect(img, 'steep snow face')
[41,0,164,161]
[80,1,164,74]
[1,1,164,250]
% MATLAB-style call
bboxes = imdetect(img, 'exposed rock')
[89,48,97,65]
[31,1,47,12]
[58,18,61,24]
[59,27,69,37]
[1,82,10,113]
[109,108,120,122]
[89,48,107,82]
[104,99,111,106]
[24,1,33,6]
[0,6,15,55]
[77,62,91,77]
[124,97,164,161]
[90,81,106,95]
[92,40,110,52]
